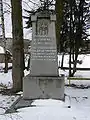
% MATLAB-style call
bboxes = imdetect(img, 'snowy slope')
[0,54,90,119]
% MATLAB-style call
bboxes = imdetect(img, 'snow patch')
[0,46,4,54]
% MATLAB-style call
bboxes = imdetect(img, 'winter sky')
[0,0,90,39]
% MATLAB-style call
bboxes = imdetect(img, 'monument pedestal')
[23,75,64,100]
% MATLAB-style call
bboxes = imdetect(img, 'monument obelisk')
[23,8,64,100]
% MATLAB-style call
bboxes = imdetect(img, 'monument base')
[23,75,65,100]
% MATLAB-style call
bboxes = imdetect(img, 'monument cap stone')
[50,15,56,21]
[31,15,37,21]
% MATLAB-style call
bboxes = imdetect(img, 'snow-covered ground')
[0,54,90,120]
[0,87,90,120]
[58,54,90,78]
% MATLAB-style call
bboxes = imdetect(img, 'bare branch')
[3,1,11,9]
[28,0,40,7]
[22,0,34,10]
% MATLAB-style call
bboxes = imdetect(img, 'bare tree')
[0,0,8,73]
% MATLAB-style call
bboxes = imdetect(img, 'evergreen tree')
[60,0,90,76]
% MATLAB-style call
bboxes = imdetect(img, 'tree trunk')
[61,52,65,68]
[55,0,64,52]
[69,0,72,77]
[11,0,24,92]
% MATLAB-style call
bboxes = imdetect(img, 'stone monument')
[23,10,64,100]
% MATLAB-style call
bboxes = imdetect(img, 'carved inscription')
[31,37,57,61]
